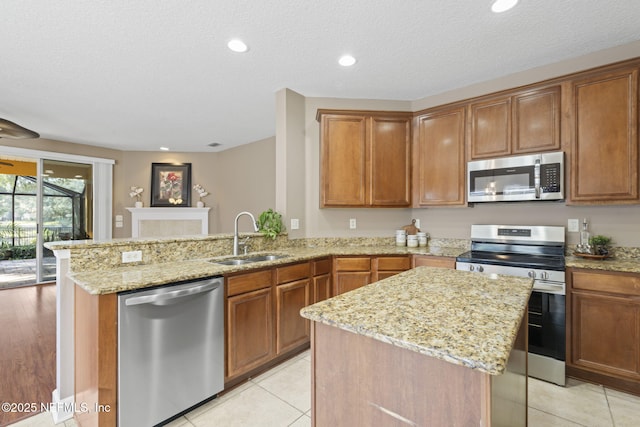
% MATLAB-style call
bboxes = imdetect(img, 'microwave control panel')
[540,163,561,193]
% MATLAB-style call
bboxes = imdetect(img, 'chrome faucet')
[233,211,259,255]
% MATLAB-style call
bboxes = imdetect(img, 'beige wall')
[213,137,276,234]
[115,138,276,237]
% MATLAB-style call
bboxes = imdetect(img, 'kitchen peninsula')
[301,266,532,427]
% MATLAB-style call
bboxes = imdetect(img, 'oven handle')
[532,280,565,295]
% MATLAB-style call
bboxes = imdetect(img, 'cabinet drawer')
[276,262,310,284]
[227,270,273,297]
[377,256,411,271]
[313,258,331,276]
[413,255,456,269]
[572,270,640,297]
[335,257,371,271]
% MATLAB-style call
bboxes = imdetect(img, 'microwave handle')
[534,158,541,198]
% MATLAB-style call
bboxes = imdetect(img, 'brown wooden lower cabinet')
[226,287,274,379]
[413,254,456,269]
[226,269,274,379]
[567,268,640,395]
[333,256,372,295]
[276,279,310,354]
[312,258,331,303]
[373,255,411,281]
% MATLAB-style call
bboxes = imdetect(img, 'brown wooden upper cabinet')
[413,105,466,207]
[318,110,412,207]
[568,66,639,204]
[469,85,561,159]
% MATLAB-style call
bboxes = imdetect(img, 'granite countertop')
[70,245,464,295]
[565,255,640,273]
[300,266,532,376]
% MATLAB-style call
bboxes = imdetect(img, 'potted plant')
[256,209,285,240]
[589,235,612,255]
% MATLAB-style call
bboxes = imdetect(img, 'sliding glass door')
[0,157,93,287]
[40,159,93,283]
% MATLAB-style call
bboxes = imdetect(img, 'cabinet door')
[414,107,466,206]
[313,273,331,303]
[320,114,368,206]
[227,288,274,378]
[370,116,411,206]
[513,86,561,154]
[335,272,371,295]
[570,67,639,203]
[570,291,640,381]
[469,96,511,159]
[276,279,310,354]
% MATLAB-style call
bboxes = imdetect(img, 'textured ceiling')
[1,0,640,152]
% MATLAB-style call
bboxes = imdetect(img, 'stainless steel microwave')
[467,151,564,202]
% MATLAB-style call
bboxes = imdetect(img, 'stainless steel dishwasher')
[118,276,224,427]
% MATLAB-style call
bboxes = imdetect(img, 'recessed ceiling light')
[338,55,357,67]
[491,0,518,13]
[160,147,170,151]
[227,39,249,53]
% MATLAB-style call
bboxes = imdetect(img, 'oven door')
[528,282,565,361]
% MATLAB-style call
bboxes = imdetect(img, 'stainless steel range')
[456,224,566,386]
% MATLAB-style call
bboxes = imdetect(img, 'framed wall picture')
[150,163,192,207]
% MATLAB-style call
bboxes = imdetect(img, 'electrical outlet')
[291,218,299,230]
[568,219,580,233]
[415,219,421,229]
[122,250,142,263]
[349,218,357,229]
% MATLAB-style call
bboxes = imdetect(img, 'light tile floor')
[9,349,640,427]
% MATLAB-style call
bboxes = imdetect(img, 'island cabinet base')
[310,322,527,427]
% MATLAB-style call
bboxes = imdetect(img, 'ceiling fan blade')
[0,118,40,139]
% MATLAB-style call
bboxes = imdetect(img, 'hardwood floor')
[0,283,56,427]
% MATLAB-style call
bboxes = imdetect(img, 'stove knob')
[541,271,549,280]
[469,265,475,272]
[528,270,536,279]
[477,265,484,273]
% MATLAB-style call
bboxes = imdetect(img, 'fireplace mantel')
[126,207,210,238]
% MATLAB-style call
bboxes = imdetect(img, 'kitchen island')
[300,266,532,427]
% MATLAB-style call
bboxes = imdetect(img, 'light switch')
[291,218,299,230]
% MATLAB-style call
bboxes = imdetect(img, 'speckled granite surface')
[301,266,532,376]
[565,255,640,273]
[69,245,464,295]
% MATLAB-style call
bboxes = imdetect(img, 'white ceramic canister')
[417,232,428,247]
[395,229,406,246]
[407,234,418,248]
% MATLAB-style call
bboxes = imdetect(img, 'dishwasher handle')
[125,279,222,307]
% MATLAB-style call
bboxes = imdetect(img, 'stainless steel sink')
[246,254,288,262]
[213,259,254,266]
[210,254,289,266]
